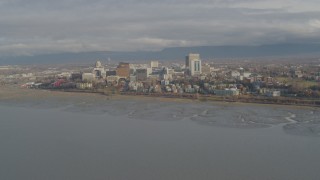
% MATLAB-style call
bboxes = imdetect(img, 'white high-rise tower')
[186,53,201,76]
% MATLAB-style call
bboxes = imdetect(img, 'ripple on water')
[284,123,320,137]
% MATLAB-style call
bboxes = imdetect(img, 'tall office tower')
[190,59,201,76]
[185,53,200,68]
[186,53,201,76]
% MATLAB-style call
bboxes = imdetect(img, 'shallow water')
[0,98,320,180]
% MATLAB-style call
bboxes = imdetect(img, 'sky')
[0,0,320,56]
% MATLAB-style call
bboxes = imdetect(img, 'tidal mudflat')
[1,86,320,136]
[1,87,320,180]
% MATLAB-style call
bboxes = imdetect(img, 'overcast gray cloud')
[0,0,320,56]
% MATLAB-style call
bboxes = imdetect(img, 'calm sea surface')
[0,99,319,180]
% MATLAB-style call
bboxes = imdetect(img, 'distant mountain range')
[1,43,320,65]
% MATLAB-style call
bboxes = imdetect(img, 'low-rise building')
[214,89,240,96]
[106,75,120,83]
[266,90,281,97]
[76,82,93,89]
[82,73,95,82]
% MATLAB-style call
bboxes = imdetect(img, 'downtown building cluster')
[66,53,285,97]
[8,53,320,98]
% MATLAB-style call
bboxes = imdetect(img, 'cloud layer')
[1,0,320,56]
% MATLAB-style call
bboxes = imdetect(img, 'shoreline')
[1,85,318,110]
[59,88,320,109]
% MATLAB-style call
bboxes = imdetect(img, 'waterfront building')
[266,90,281,97]
[214,89,240,96]
[76,82,93,89]
[107,75,120,83]
[106,75,120,86]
